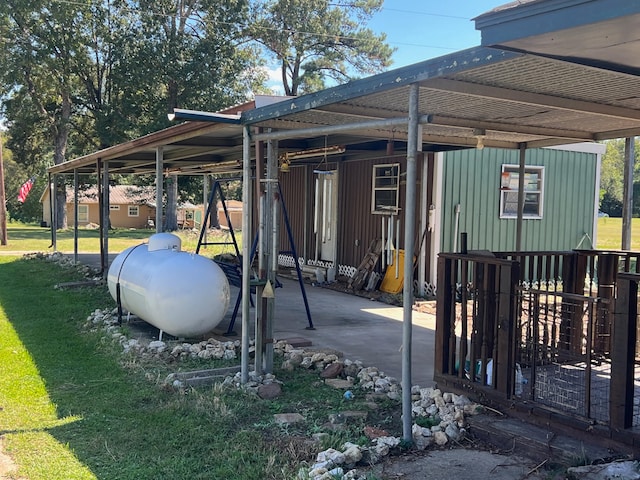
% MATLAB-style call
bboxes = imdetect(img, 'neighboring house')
[41,185,157,229]
[277,142,605,296]
[217,200,242,230]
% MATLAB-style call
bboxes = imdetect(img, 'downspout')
[402,82,419,443]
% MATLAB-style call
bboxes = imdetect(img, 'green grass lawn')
[0,255,382,479]
[0,222,242,257]
[595,217,640,251]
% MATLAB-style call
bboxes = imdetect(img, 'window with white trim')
[500,165,544,219]
[371,163,400,214]
[110,205,120,211]
[78,205,89,222]
[128,205,140,217]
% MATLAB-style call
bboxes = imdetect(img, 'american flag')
[17,176,36,203]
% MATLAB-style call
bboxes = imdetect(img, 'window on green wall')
[500,165,544,219]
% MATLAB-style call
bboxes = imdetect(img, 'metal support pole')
[265,141,279,373]
[622,137,635,250]
[516,145,526,252]
[0,138,7,246]
[102,161,110,272]
[73,169,79,264]
[241,127,252,384]
[402,83,419,443]
[253,114,432,142]
[156,147,164,233]
[52,174,58,251]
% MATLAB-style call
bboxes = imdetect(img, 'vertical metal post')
[52,174,58,251]
[156,147,164,233]
[73,169,79,263]
[266,141,279,373]
[97,161,103,268]
[241,126,252,384]
[402,82,419,442]
[202,174,208,244]
[622,137,635,250]
[515,144,526,252]
[255,193,265,375]
[0,138,7,246]
[102,161,110,272]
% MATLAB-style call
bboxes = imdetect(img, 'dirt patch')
[0,436,24,480]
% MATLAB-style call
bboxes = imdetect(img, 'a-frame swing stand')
[196,179,314,335]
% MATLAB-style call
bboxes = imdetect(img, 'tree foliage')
[599,138,640,217]
[0,0,261,226]
[247,0,394,95]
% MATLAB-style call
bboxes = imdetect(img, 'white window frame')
[128,205,140,217]
[371,163,400,215]
[78,205,89,222]
[500,164,544,219]
[110,205,120,211]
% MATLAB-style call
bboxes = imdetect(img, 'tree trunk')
[208,176,220,229]
[53,92,72,230]
[164,174,178,231]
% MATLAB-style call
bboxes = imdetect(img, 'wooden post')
[496,260,518,397]
[435,256,453,377]
[610,274,637,429]
[596,254,617,354]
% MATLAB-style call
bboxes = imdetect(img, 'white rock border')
[84,308,486,480]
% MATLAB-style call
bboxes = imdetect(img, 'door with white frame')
[314,170,338,262]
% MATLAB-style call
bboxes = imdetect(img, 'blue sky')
[369,0,503,68]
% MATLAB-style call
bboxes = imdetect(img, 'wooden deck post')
[610,274,638,429]
[496,261,518,397]
[435,256,453,377]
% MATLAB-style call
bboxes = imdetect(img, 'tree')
[1,0,264,230]
[247,0,394,95]
[599,138,640,217]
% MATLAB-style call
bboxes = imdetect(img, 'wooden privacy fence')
[434,250,640,434]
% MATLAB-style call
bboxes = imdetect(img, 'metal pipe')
[102,161,110,271]
[516,144,526,252]
[156,147,164,233]
[622,137,635,250]
[396,218,400,279]
[402,82,419,442]
[264,140,277,373]
[48,172,54,248]
[253,114,433,142]
[453,204,460,253]
[52,174,57,250]
[73,169,79,264]
[241,126,252,384]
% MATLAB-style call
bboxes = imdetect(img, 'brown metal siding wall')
[338,154,423,269]
[278,164,314,260]
[276,153,424,270]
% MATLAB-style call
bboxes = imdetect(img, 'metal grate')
[517,289,613,423]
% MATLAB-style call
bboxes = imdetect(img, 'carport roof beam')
[251,114,433,142]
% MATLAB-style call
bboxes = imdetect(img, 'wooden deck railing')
[434,249,640,434]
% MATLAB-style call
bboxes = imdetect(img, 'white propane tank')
[107,233,231,338]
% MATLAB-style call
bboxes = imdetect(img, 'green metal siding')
[440,147,597,253]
